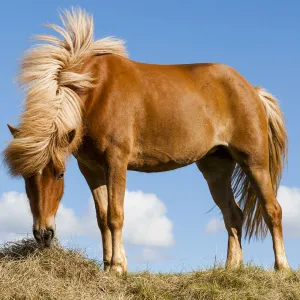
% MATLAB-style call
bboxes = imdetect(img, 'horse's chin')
[34,237,54,249]
[35,241,53,249]
[43,240,53,248]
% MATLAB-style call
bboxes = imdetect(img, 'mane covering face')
[4,8,127,178]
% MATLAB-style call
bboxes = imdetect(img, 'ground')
[0,239,299,300]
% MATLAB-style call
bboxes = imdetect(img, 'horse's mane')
[4,8,128,177]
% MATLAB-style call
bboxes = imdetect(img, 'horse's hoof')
[110,264,125,275]
[103,262,111,272]
[274,262,291,271]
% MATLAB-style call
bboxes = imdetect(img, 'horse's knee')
[107,208,124,231]
[264,201,282,226]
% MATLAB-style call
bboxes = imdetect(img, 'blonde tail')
[232,86,287,240]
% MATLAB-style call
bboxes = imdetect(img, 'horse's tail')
[232,86,287,240]
[4,8,127,177]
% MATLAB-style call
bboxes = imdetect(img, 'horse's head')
[7,124,66,247]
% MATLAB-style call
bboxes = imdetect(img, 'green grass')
[0,238,299,299]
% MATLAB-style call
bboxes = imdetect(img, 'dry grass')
[0,239,299,300]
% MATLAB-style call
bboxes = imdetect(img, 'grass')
[0,239,300,299]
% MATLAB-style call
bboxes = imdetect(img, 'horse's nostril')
[44,228,54,247]
[33,229,54,245]
[33,229,42,242]
[45,228,54,240]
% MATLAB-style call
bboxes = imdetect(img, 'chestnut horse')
[4,8,289,273]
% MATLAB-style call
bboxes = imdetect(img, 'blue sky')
[0,0,300,272]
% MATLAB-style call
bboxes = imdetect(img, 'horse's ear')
[66,129,76,145]
[7,124,20,138]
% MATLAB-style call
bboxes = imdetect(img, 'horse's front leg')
[77,162,112,271]
[105,153,128,274]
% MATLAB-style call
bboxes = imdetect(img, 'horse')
[4,8,289,274]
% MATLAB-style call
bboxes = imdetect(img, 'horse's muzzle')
[33,228,54,247]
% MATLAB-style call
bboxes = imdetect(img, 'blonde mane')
[4,8,128,177]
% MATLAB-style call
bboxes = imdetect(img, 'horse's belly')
[127,147,207,173]
[127,158,193,172]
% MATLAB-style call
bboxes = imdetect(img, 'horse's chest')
[74,144,106,172]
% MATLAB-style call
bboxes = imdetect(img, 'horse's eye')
[57,173,64,180]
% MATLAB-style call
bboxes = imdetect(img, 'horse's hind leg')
[241,161,290,270]
[78,162,112,271]
[197,149,243,268]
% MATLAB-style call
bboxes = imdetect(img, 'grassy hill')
[0,238,299,299]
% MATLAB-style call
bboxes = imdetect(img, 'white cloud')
[0,189,174,248]
[0,192,32,242]
[205,216,225,234]
[204,185,300,237]
[123,190,174,247]
[277,185,300,237]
